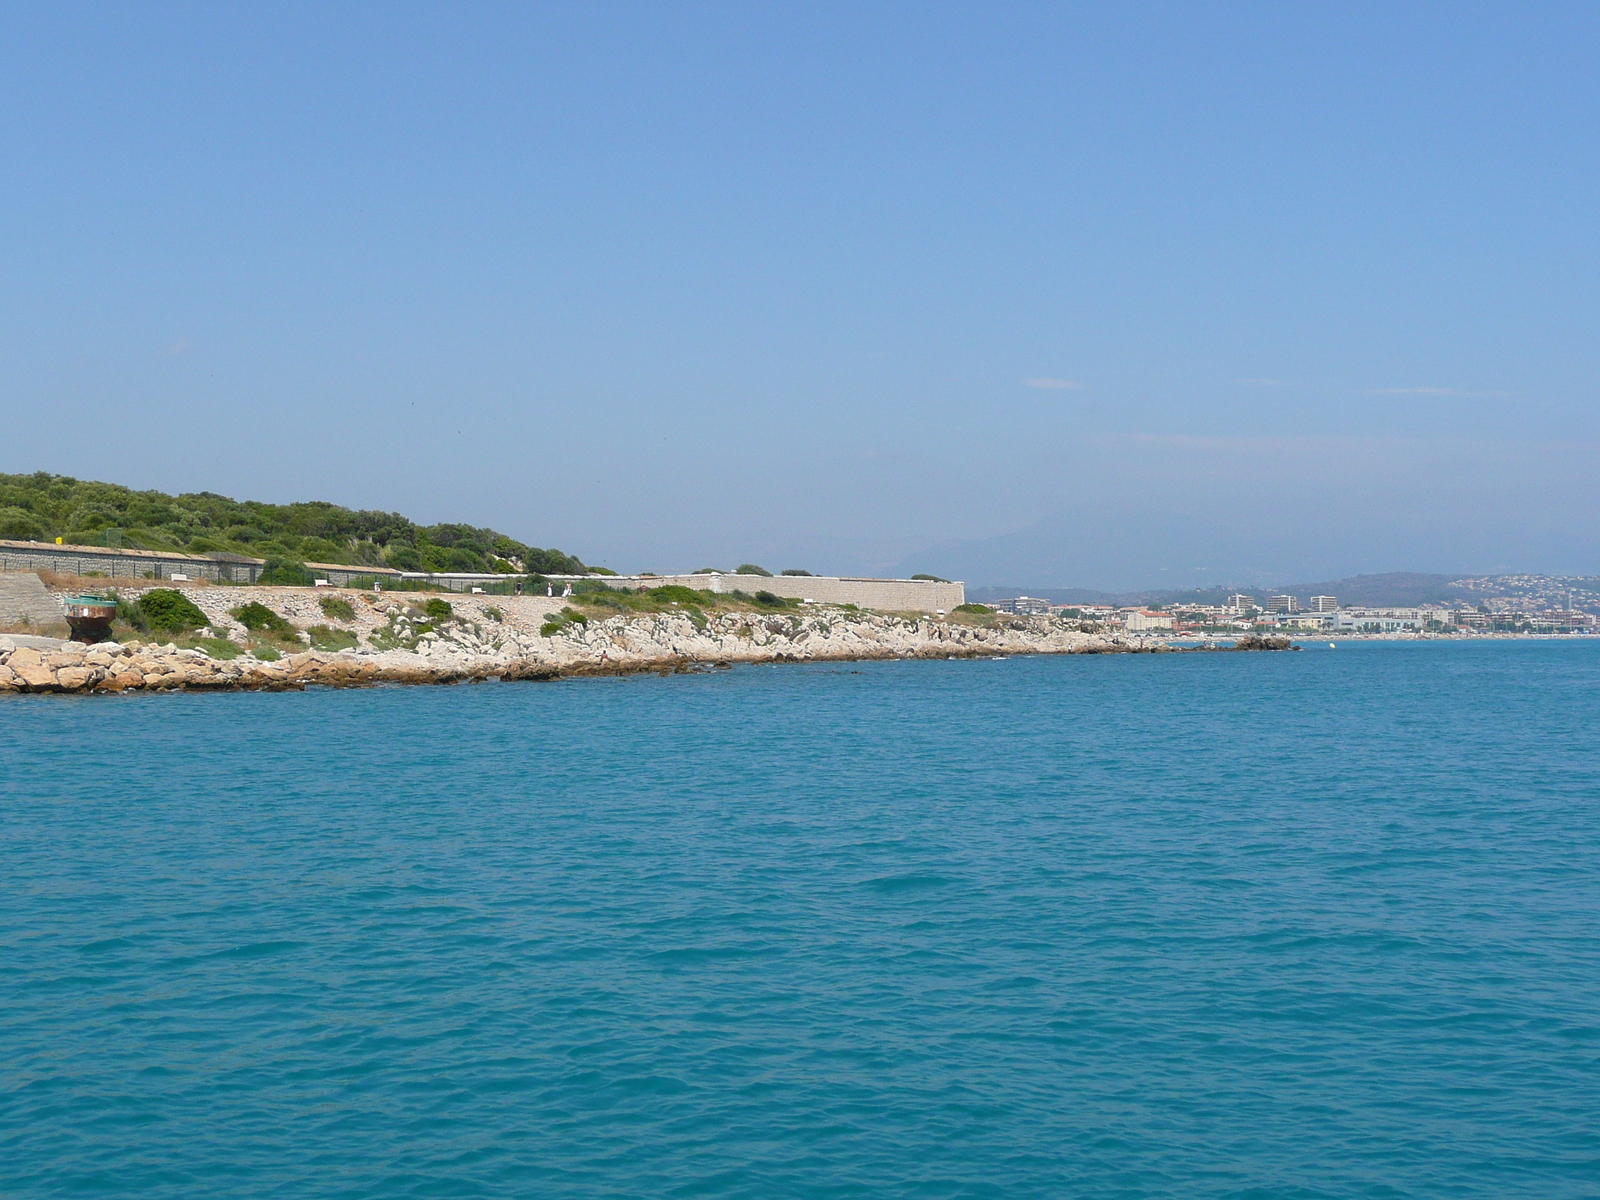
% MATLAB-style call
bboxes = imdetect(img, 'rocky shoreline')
[0,583,1264,695]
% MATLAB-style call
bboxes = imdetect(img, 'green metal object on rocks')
[65,596,118,643]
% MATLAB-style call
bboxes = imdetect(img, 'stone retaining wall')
[426,572,966,612]
[0,541,400,584]
[0,543,961,609]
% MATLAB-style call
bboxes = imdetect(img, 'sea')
[3,641,1597,1198]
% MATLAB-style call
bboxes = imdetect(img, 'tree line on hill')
[0,472,587,576]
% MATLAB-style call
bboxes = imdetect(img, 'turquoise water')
[3,642,1598,1198]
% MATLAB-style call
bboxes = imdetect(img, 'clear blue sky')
[3,3,1597,588]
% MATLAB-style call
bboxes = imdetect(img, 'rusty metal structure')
[65,596,118,643]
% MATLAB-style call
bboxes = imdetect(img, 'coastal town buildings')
[1124,610,1175,631]
[1005,597,1600,636]
[986,596,1054,615]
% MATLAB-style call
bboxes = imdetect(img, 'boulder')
[56,666,96,690]
[14,662,58,690]
[1234,634,1294,651]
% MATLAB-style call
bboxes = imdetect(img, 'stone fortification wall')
[0,572,63,624]
[1,540,248,581]
[2,540,962,612]
[694,573,965,611]
[0,541,399,586]
[430,572,966,612]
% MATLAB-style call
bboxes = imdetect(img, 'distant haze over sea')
[892,504,1600,594]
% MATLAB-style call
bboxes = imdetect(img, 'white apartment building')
[1279,615,1329,629]
[1310,595,1338,612]
[1333,608,1423,632]
[1124,610,1175,631]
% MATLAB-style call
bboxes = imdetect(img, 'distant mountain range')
[966,572,1600,610]
[894,503,1600,596]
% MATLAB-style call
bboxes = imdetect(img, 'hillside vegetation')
[0,472,586,576]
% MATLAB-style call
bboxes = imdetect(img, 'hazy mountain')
[899,505,1600,593]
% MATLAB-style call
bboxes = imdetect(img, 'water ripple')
[2,643,1599,1197]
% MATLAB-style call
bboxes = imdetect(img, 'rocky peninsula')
[0,582,1258,694]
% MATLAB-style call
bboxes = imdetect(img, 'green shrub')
[188,635,242,660]
[645,585,707,605]
[0,506,45,541]
[912,574,951,582]
[589,566,618,576]
[231,601,296,638]
[953,603,992,614]
[137,588,209,633]
[367,611,418,652]
[111,591,146,632]
[483,606,504,622]
[259,557,315,586]
[568,582,722,615]
[754,590,790,608]
[780,569,813,576]
[539,607,589,637]
[296,536,349,564]
[385,544,423,571]
[735,564,773,576]
[423,597,454,622]
[692,568,722,574]
[319,595,356,622]
[570,584,629,610]
[524,547,586,575]
[307,624,358,651]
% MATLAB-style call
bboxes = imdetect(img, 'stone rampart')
[0,540,400,586]
[0,572,63,624]
[1,541,963,612]
[423,572,965,611]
